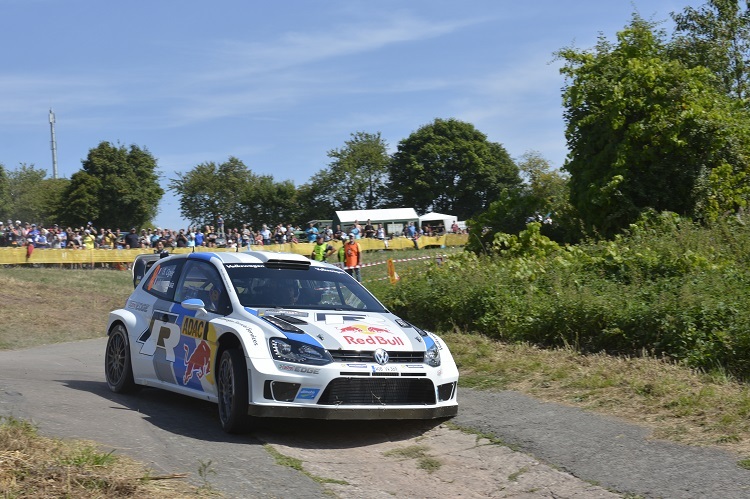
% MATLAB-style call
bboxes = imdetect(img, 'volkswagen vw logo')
[373,348,389,365]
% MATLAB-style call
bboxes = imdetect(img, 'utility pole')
[49,108,58,179]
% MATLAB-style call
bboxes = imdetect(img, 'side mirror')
[181,298,206,312]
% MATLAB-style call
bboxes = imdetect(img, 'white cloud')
[200,14,483,79]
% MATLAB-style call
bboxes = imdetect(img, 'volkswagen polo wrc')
[105,250,458,432]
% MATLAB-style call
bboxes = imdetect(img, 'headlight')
[425,342,441,367]
[269,338,333,366]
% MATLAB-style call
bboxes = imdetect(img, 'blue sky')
[1,0,699,229]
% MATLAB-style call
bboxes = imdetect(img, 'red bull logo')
[338,324,392,335]
[338,325,363,334]
[183,341,211,385]
[343,335,404,346]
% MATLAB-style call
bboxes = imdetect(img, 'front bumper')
[247,357,460,420]
[247,403,458,420]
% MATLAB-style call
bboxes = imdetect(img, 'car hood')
[248,308,428,352]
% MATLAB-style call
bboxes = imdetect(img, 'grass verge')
[0,415,207,498]
[447,331,750,456]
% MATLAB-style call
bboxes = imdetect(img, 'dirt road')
[0,338,748,498]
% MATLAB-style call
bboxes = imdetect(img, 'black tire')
[217,348,251,433]
[105,323,137,393]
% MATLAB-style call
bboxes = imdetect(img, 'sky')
[1,0,701,230]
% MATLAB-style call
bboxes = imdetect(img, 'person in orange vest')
[344,233,362,282]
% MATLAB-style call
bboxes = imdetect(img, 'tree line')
[0,119,531,234]
[3,1,750,247]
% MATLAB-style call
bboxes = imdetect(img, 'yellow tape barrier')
[0,234,468,265]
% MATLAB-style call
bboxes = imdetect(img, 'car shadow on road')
[255,417,448,450]
[61,379,448,448]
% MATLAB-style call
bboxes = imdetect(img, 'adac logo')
[337,324,392,335]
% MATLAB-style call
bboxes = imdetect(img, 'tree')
[169,157,249,229]
[60,142,163,229]
[329,132,390,209]
[388,118,520,220]
[517,151,569,220]
[299,132,391,217]
[7,164,49,225]
[558,14,750,237]
[465,152,573,253]
[295,180,337,225]
[170,157,300,229]
[671,0,750,101]
[38,177,69,227]
[239,175,300,228]
[0,164,11,222]
[4,164,69,227]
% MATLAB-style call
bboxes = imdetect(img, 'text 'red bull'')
[343,335,404,346]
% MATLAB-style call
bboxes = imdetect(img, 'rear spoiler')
[245,250,311,270]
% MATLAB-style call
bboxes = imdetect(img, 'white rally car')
[105,250,458,432]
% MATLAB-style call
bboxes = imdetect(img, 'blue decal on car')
[423,335,436,351]
[279,330,324,348]
[296,388,320,400]
[188,252,217,262]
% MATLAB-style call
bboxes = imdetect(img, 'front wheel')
[217,348,251,433]
[105,323,137,393]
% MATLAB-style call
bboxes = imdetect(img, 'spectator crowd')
[0,217,463,250]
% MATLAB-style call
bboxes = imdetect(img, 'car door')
[132,257,186,386]
[171,259,231,392]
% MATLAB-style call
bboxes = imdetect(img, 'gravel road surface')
[0,338,749,498]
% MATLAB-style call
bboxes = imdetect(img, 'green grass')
[507,466,529,482]
[60,446,117,467]
[263,444,349,486]
[383,445,443,473]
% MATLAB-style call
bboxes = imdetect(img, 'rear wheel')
[105,324,137,393]
[217,348,250,433]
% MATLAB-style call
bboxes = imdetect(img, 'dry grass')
[0,267,131,349]
[0,416,212,498]
[446,331,750,456]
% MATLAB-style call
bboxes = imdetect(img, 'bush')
[376,215,750,380]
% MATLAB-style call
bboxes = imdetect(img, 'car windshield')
[224,264,388,312]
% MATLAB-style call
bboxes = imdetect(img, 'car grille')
[330,350,425,363]
[318,378,436,406]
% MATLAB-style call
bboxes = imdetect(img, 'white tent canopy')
[334,208,419,235]
[335,208,418,224]
[419,212,457,230]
